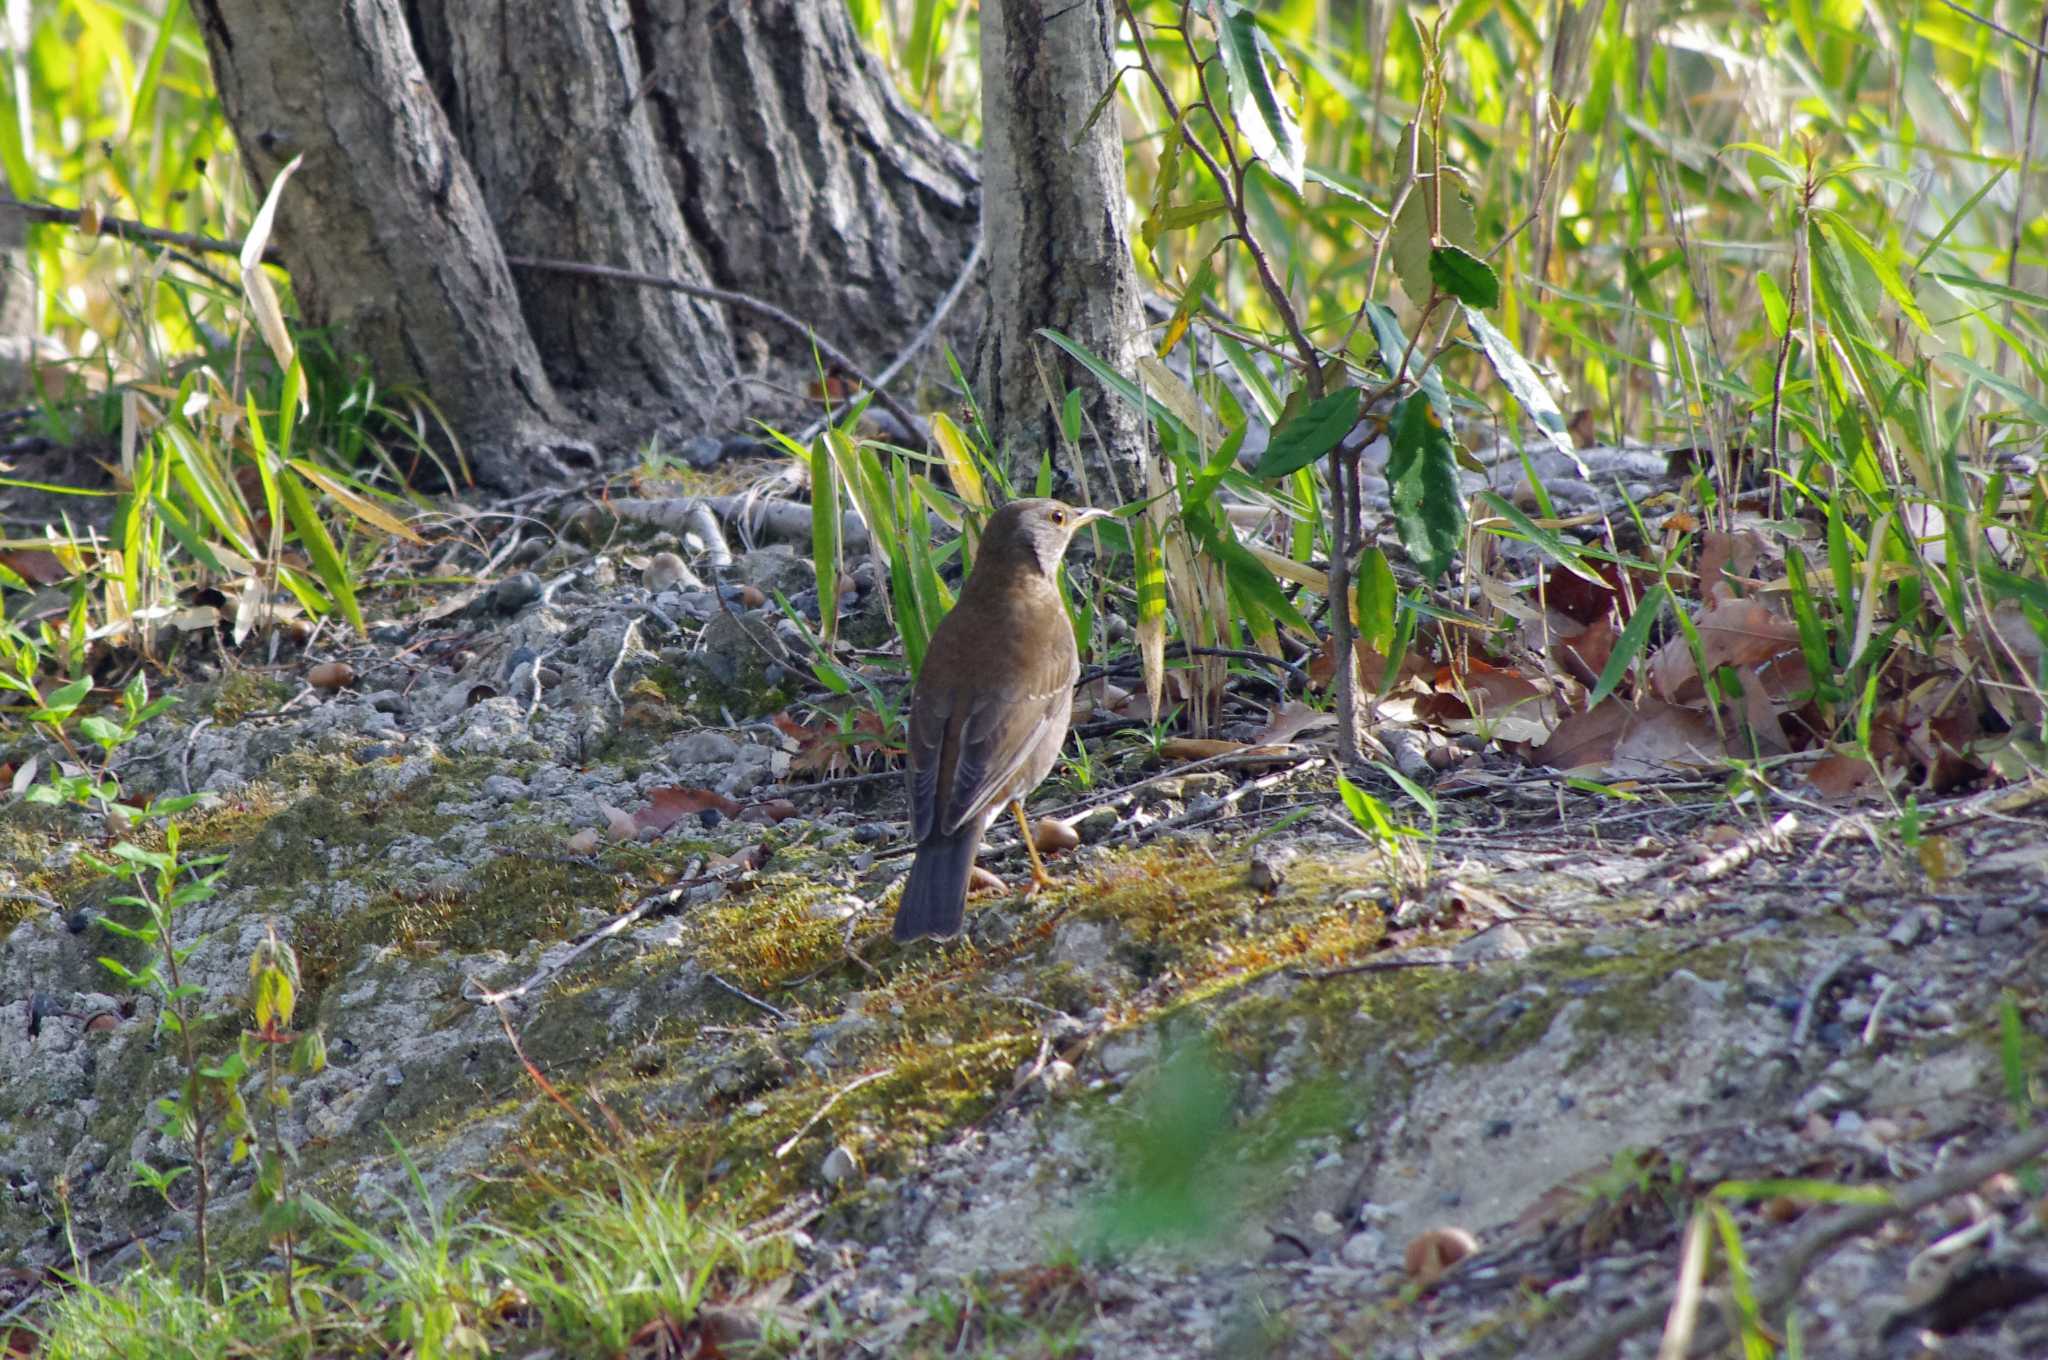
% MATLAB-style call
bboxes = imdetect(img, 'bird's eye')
[1051,509,1066,524]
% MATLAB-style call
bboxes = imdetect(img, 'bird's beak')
[1073,507,1114,527]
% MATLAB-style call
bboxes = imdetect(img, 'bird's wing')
[935,658,1075,837]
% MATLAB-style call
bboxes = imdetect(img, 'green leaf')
[1758,273,1789,337]
[1363,302,1452,425]
[810,435,842,650]
[278,466,364,634]
[1428,245,1499,308]
[1385,394,1465,582]
[1252,387,1360,478]
[1353,547,1397,654]
[1207,0,1304,192]
[1038,328,1193,444]
[1586,583,1668,710]
[1464,307,1577,460]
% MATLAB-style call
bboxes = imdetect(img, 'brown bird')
[894,497,1110,941]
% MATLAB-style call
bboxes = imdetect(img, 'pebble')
[1886,906,1938,948]
[643,552,696,593]
[679,435,724,470]
[1248,844,1297,892]
[672,731,740,764]
[1340,1230,1384,1268]
[480,775,525,802]
[1975,906,2020,935]
[1074,806,1120,843]
[1919,999,1958,1027]
[820,1144,860,1186]
[490,571,544,614]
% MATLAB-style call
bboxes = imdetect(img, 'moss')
[204,671,296,725]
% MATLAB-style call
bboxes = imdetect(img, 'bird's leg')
[1013,799,1057,892]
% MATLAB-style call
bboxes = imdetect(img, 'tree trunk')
[977,0,1146,505]
[190,0,583,489]
[631,0,981,382]
[193,0,982,490]
[415,0,737,440]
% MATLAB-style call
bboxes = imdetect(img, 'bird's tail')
[894,830,979,941]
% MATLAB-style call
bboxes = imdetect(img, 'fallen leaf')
[1403,1226,1479,1289]
[1252,700,1335,746]
[637,785,744,834]
[1651,597,1802,705]
[0,549,66,586]
[1159,737,1248,761]
[1535,698,1728,778]
[564,827,600,855]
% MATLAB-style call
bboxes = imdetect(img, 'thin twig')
[773,1066,896,1159]
[505,253,925,441]
[466,879,692,1006]
[490,999,622,1142]
[0,194,279,264]
[796,223,985,444]
[707,971,794,1024]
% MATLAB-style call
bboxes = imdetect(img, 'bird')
[893,497,1111,941]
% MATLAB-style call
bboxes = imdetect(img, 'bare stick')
[0,194,278,264]
[773,1066,896,1159]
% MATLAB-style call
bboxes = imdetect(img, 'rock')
[808,896,860,923]
[1340,1229,1384,1268]
[720,434,771,462]
[820,1144,860,1186]
[490,571,545,614]
[1097,1030,1158,1079]
[1975,906,2020,935]
[1074,805,1121,843]
[643,552,698,593]
[730,546,815,601]
[1886,906,1939,948]
[1454,924,1531,962]
[1248,844,1297,893]
[671,730,741,765]
[679,434,724,470]
[480,775,526,803]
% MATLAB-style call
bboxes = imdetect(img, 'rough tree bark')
[191,0,981,490]
[191,0,578,487]
[977,0,1147,504]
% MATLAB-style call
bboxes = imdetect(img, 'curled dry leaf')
[741,798,799,824]
[1159,736,1248,761]
[967,866,1007,896]
[307,660,356,691]
[1535,697,1728,778]
[563,827,601,855]
[1651,598,1802,705]
[1403,1226,1479,1288]
[710,843,769,875]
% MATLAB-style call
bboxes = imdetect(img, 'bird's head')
[977,498,1112,579]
